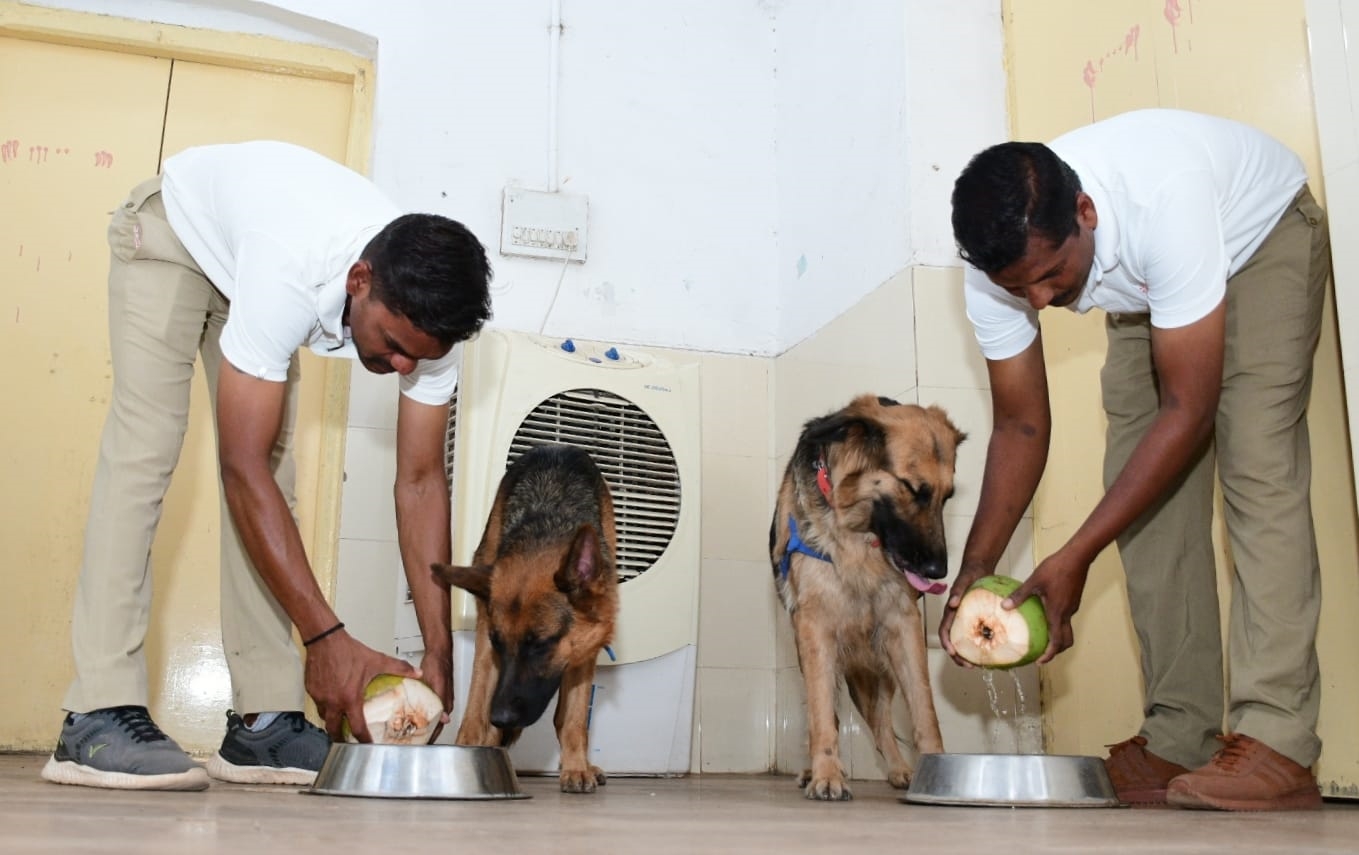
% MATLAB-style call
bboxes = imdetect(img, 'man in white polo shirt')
[940,109,1329,811]
[41,141,493,791]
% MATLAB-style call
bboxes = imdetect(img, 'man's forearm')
[221,465,337,640]
[962,422,1048,572]
[396,472,452,656]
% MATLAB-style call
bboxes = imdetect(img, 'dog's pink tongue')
[905,571,948,595]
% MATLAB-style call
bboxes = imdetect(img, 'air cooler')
[428,329,701,775]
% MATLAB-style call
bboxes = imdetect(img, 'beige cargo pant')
[1101,186,1330,770]
[62,176,305,718]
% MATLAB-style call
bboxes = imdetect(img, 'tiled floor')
[4,753,1359,854]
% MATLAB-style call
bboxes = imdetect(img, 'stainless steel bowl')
[305,743,529,800]
[903,753,1121,808]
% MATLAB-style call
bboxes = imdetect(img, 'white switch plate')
[500,187,588,262]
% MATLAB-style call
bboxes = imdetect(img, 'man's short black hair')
[362,213,493,347]
[950,141,1082,274]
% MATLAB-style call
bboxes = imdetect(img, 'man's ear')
[1075,191,1098,230]
[346,260,372,297]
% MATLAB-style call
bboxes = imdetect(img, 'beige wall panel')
[0,36,170,749]
[136,61,354,749]
[1003,0,1359,793]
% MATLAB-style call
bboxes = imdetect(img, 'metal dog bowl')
[305,743,529,800]
[902,753,1121,808]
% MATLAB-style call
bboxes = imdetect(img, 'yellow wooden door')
[0,35,171,750]
[0,33,357,751]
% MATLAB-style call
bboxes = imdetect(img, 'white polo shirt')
[964,109,1308,361]
[160,140,459,405]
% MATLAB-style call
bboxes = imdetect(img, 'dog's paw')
[796,769,812,788]
[886,767,913,790]
[589,765,607,786]
[559,767,600,794]
[803,773,853,801]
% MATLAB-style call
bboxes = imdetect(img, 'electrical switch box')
[500,187,589,263]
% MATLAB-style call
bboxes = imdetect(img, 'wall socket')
[500,187,589,263]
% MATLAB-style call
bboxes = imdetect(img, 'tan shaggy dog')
[770,394,965,800]
[434,444,619,794]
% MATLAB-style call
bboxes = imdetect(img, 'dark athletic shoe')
[205,710,330,785]
[40,705,209,791]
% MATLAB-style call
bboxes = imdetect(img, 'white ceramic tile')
[783,269,916,371]
[772,361,890,458]
[700,452,770,562]
[689,691,703,774]
[347,369,401,431]
[912,265,990,390]
[929,647,1044,755]
[698,558,780,669]
[334,537,402,651]
[338,426,398,541]
[698,667,774,773]
[699,353,771,457]
[772,666,808,775]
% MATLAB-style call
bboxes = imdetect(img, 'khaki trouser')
[1100,186,1330,770]
[62,176,305,717]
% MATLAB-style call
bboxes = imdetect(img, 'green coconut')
[342,674,443,745]
[948,575,1048,669]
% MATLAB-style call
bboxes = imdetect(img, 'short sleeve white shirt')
[160,141,458,405]
[964,109,1308,361]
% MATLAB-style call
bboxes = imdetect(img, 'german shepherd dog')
[433,444,619,793]
[771,394,965,800]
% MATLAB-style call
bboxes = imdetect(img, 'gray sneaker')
[40,706,209,791]
[205,710,330,785]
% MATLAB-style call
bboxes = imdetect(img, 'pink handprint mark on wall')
[1,139,19,163]
[29,145,48,163]
[1164,0,1195,54]
[93,150,114,168]
[1082,24,1143,122]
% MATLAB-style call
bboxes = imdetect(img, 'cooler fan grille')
[445,387,681,582]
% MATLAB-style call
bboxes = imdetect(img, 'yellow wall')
[0,2,371,751]
[1003,0,1359,792]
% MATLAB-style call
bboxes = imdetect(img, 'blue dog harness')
[779,515,831,578]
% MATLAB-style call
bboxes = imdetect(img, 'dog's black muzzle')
[490,657,563,730]
[871,499,947,580]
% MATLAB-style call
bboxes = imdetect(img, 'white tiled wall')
[333,370,404,653]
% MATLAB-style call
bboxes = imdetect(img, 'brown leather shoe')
[1166,733,1322,811]
[1104,735,1190,805]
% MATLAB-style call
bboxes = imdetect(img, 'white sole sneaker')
[205,753,317,786]
[41,756,210,791]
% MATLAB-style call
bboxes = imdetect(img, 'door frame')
[0,0,374,605]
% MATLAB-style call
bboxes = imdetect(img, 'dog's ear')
[924,404,968,447]
[431,562,493,601]
[801,412,859,446]
[555,525,610,604]
[801,412,884,449]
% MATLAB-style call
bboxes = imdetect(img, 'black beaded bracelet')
[303,622,345,647]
